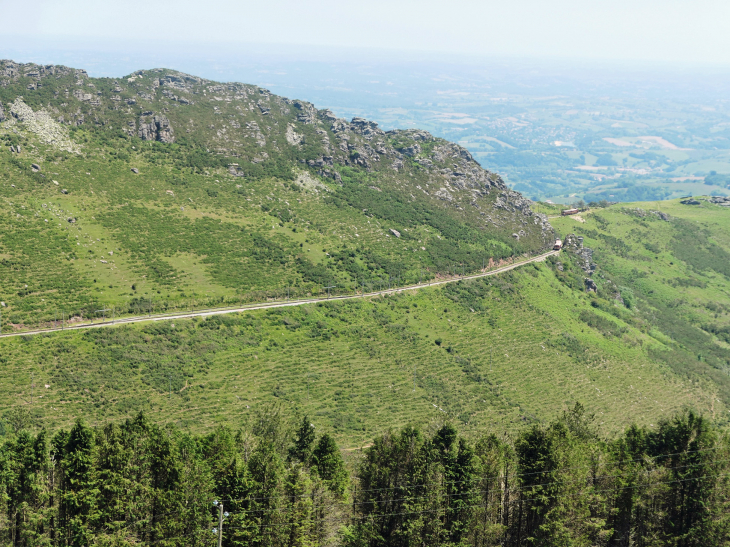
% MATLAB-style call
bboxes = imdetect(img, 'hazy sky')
[4,0,730,67]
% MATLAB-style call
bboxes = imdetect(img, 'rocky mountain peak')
[0,59,555,250]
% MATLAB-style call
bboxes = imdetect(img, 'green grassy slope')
[0,251,720,447]
[1,60,729,446]
[551,198,730,413]
[0,60,553,329]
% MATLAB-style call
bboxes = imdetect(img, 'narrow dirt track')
[0,250,559,339]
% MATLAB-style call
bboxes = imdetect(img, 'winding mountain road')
[0,250,559,339]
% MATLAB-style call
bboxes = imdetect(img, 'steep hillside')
[0,60,552,328]
[551,198,730,413]
[4,196,730,446]
[1,60,729,446]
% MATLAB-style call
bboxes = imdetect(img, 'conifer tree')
[312,433,348,497]
[58,419,96,547]
[288,416,316,466]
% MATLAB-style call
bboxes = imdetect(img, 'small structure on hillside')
[561,208,579,216]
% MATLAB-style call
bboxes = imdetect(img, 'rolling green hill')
[0,60,552,330]
[1,60,729,447]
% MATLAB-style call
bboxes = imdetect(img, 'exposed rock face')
[73,89,94,102]
[0,101,5,122]
[564,233,596,273]
[286,124,302,145]
[709,196,730,207]
[293,100,317,124]
[6,98,79,153]
[154,116,174,143]
[138,113,174,143]
[585,278,597,292]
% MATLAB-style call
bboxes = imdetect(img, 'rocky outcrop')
[286,124,303,145]
[709,196,730,207]
[7,98,79,153]
[564,233,596,274]
[138,113,174,143]
[73,89,94,102]
[154,116,174,143]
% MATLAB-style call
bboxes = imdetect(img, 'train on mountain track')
[553,239,563,250]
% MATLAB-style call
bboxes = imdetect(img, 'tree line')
[1,404,729,546]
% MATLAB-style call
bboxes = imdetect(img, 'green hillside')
[1,59,730,447]
[0,60,552,330]
[4,197,730,447]
[550,199,730,412]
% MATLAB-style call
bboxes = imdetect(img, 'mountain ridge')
[0,59,554,247]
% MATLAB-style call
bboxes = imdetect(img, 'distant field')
[603,136,687,150]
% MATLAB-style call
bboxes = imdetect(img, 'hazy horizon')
[4,1,729,205]
[7,0,730,68]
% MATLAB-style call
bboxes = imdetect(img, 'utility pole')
[214,502,223,545]
[0,307,2,335]
[325,285,335,299]
[212,500,225,547]
[31,373,34,404]
[149,298,152,318]
[413,362,416,392]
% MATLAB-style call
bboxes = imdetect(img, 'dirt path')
[0,250,559,339]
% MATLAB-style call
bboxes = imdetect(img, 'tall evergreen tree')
[288,416,316,467]
[58,419,96,547]
[312,433,348,497]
